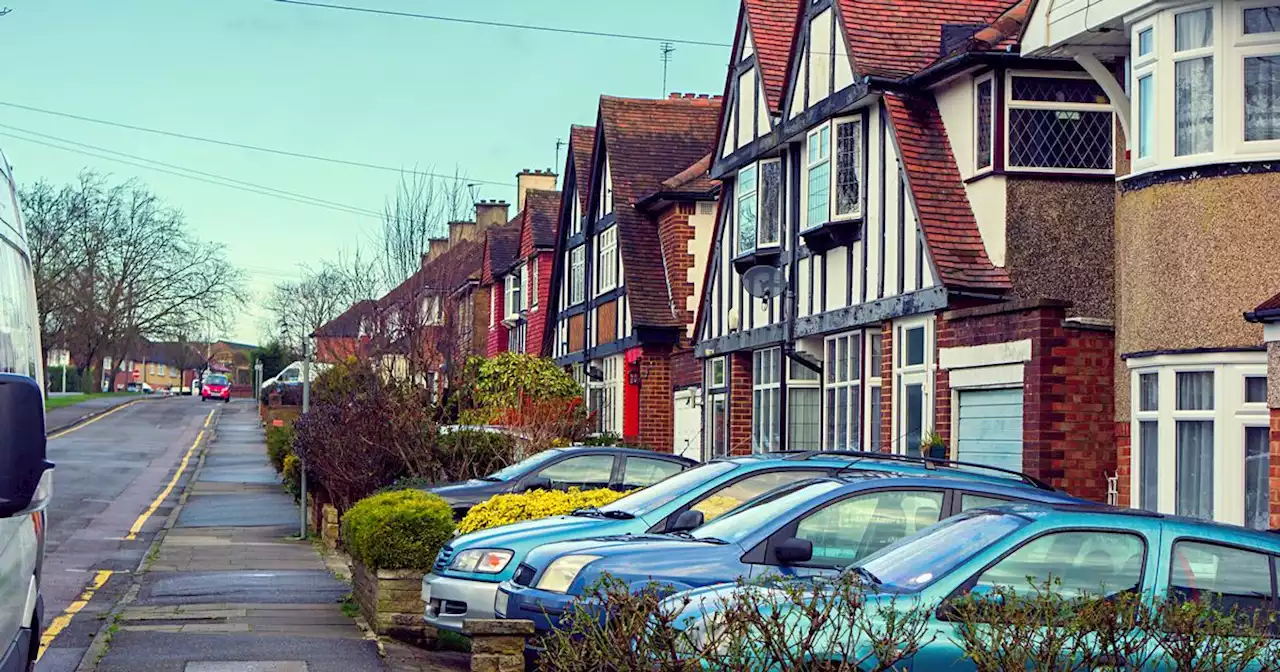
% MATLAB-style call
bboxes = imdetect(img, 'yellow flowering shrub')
[456,488,629,536]
[691,494,743,522]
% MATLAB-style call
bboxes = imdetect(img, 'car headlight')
[449,549,515,574]
[535,555,601,594]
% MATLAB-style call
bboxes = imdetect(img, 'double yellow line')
[38,407,217,660]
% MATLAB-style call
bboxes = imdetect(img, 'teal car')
[668,504,1280,669]
[421,451,1054,632]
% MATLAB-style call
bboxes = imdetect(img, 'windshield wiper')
[478,476,504,482]
[599,510,635,520]
[663,531,728,544]
[850,566,882,586]
[571,507,605,518]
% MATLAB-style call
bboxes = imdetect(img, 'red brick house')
[483,172,561,356]
[693,0,1118,502]
[544,95,722,455]
[312,299,376,363]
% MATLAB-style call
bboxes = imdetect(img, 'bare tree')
[377,168,473,288]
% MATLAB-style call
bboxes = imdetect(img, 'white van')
[0,149,52,672]
[260,360,331,391]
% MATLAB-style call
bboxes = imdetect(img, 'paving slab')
[177,493,299,527]
[135,570,350,605]
[185,663,308,672]
[197,465,282,484]
[97,632,383,672]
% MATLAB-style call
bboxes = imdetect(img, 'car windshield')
[600,461,737,517]
[206,375,228,386]
[484,449,564,482]
[691,479,841,545]
[853,510,1029,592]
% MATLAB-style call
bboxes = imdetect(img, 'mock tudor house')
[544,96,722,455]
[1022,0,1280,528]
[312,299,376,363]
[483,170,561,356]
[694,0,1123,501]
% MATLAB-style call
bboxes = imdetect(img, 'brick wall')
[525,252,554,356]
[1116,422,1131,508]
[729,351,753,456]
[880,322,893,454]
[657,203,697,327]
[937,300,1116,502]
[638,344,674,452]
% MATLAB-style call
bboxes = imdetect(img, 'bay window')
[803,116,864,230]
[596,226,618,294]
[805,126,831,228]
[834,119,862,218]
[735,160,782,255]
[824,332,861,451]
[1006,74,1114,171]
[1174,8,1215,156]
[1127,352,1269,528]
[752,348,781,453]
[569,246,585,305]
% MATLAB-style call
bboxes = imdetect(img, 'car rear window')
[206,374,229,385]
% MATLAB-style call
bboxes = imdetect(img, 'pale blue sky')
[2,0,738,344]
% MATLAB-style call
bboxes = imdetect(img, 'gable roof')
[883,93,1010,291]
[381,240,484,308]
[483,224,521,282]
[743,0,802,114]
[598,95,723,327]
[833,0,1016,80]
[1245,291,1280,322]
[570,125,596,215]
[521,189,563,250]
[313,300,376,338]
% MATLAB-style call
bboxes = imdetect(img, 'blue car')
[423,450,1048,632]
[494,471,1088,634]
[667,504,1280,670]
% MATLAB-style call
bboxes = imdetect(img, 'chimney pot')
[515,169,558,212]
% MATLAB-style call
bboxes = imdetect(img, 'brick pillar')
[1270,407,1280,530]
[728,351,753,455]
[880,322,893,453]
[934,315,954,450]
[638,345,674,452]
[464,620,533,672]
[657,204,697,326]
[1116,422,1132,509]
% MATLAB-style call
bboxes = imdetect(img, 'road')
[37,396,222,672]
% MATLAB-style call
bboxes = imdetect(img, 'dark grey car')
[425,446,697,518]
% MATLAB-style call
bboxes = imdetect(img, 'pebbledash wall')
[1114,169,1280,528]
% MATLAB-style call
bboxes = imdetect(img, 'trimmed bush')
[266,425,294,473]
[281,453,301,497]
[341,490,455,571]
[456,488,628,536]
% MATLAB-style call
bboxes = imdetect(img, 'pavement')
[91,400,391,672]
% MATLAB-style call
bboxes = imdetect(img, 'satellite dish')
[742,265,786,300]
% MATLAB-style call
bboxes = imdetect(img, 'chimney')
[422,235,450,267]
[516,169,558,212]
[474,199,511,231]
[448,219,478,245]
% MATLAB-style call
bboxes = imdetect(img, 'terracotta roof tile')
[522,189,563,249]
[570,126,595,215]
[380,240,484,308]
[743,0,803,113]
[1248,291,1280,321]
[883,93,1010,291]
[599,95,722,327]
[660,153,718,194]
[313,300,377,338]
[835,0,1016,79]
[483,224,520,282]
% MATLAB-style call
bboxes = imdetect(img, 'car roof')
[713,450,1055,492]
[976,502,1280,549]
[559,445,697,465]
[805,473,1087,504]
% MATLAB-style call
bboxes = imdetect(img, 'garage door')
[955,388,1024,472]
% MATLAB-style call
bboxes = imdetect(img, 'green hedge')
[341,490,455,571]
[266,425,294,473]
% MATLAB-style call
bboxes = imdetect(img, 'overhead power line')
[272,0,731,48]
[0,100,513,187]
[0,128,385,221]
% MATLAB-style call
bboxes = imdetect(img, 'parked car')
[423,446,696,522]
[200,373,231,402]
[494,472,1088,635]
[424,450,1046,632]
[0,147,53,672]
[667,504,1280,670]
[260,360,331,391]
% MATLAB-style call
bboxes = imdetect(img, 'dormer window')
[735,160,782,256]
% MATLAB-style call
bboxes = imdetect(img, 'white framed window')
[530,261,539,309]
[865,331,884,452]
[752,348,781,453]
[1174,6,1216,156]
[824,332,862,451]
[735,159,782,255]
[571,188,583,236]
[805,125,831,228]
[1133,18,1159,165]
[489,288,496,328]
[421,295,442,325]
[833,118,863,219]
[507,322,526,353]
[596,226,618,294]
[789,355,822,451]
[569,246,586,305]
[588,355,623,434]
[892,316,933,457]
[599,160,614,219]
[504,272,522,321]
[974,72,996,171]
[1127,351,1268,528]
[1005,72,1114,172]
[1239,2,1280,149]
[705,357,728,460]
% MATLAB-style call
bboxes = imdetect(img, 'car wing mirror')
[668,509,704,533]
[774,537,813,564]
[522,476,552,492]
[0,374,54,518]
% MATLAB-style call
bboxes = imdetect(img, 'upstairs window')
[530,261,539,309]
[569,246,585,305]
[735,160,782,255]
[504,271,522,321]
[599,160,614,219]
[421,295,442,325]
[805,126,831,227]
[975,74,995,171]
[596,226,618,294]
[834,118,862,218]
[570,189,583,236]
[1174,8,1215,156]
[1006,74,1114,172]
